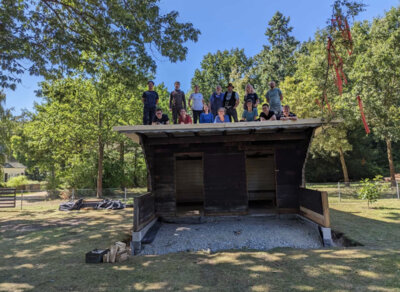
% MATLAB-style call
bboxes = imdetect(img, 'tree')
[190,49,253,100]
[280,29,358,185]
[251,11,299,94]
[0,91,14,181]
[358,175,388,208]
[0,0,200,90]
[351,7,400,187]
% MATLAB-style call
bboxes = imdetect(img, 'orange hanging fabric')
[357,96,371,134]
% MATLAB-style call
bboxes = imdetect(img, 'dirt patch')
[332,230,363,247]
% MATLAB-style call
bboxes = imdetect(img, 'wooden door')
[203,153,247,214]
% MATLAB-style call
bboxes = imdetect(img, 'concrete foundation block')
[131,217,158,255]
[320,226,333,247]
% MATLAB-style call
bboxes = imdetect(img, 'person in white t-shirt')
[189,85,204,124]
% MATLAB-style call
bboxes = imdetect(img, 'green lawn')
[0,195,399,291]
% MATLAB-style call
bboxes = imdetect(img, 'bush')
[6,175,29,188]
[358,175,389,208]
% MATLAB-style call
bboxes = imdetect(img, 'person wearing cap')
[209,85,224,118]
[189,84,204,124]
[222,83,240,122]
[243,84,260,113]
[265,81,283,119]
[241,99,258,122]
[142,80,159,125]
[169,81,187,124]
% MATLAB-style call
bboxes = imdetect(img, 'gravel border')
[140,216,323,255]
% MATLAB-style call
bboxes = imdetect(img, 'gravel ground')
[140,216,323,255]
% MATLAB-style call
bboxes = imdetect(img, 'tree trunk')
[386,138,396,187]
[119,141,125,189]
[97,112,103,198]
[339,147,350,187]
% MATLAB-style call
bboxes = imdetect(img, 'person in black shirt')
[152,108,170,125]
[243,84,260,112]
[259,104,276,121]
[142,80,159,125]
[280,105,297,121]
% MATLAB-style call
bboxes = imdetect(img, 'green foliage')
[5,175,29,188]
[351,7,400,143]
[251,11,299,94]
[358,175,389,207]
[190,49,253,100]
[0,0,200,90]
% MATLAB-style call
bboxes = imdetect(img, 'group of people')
[141,80,297,125]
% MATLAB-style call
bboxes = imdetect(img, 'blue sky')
[4,0,400,114]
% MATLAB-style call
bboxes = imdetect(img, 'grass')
[0,194,400,291]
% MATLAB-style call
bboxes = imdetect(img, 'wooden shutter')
[175,158,203,203]
[246,156,276,200]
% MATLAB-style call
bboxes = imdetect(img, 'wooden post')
[396,181,399,200]
[20,190,23,210]
[338,181,341,202]
[321,191,330,228]
[124,187,127,203]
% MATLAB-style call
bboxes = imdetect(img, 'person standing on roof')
[169,81,187,124]
[189,84,204,124]
[265,81,283,119]
[222,83,239,122]
[141,80,159,125]
[209,85,224,118]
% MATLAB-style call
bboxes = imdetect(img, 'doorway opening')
[175,154,204,216]
[246,153,276,215]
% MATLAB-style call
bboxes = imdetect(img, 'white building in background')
[1,156,27,182]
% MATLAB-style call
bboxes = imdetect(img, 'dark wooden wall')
[203,152,247,214]
[144,129,314,216]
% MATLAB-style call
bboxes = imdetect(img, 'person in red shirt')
[178,108,193,124]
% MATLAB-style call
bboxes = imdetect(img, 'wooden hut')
[115,119,333,251]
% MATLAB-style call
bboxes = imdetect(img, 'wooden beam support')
[147,133,307,146]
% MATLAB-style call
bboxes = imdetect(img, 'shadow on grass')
[0,206,399,291]
[330,209,400,248]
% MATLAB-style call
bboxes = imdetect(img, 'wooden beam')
[147,133,307,145]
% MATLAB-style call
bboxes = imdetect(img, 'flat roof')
[114,119,330,143]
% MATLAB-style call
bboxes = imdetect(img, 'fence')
[307,181,400,202]
[0,187,146,210]
[0,188,17,208]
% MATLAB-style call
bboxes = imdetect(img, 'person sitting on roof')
[280,105,298,121]
[241,99,258,122]
[199,104,214,124]
[243,84,260,113]
[259,104,276,121]
[214,107,230,123]
[178,108,193,124]
[152,108,170,125]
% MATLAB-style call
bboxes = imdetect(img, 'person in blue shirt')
[209,85,224,117]
[142,80,159,125]
[241,99,258,122]
[199,104,214,123]
[265,81,283,118]
[214,107,230,123]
